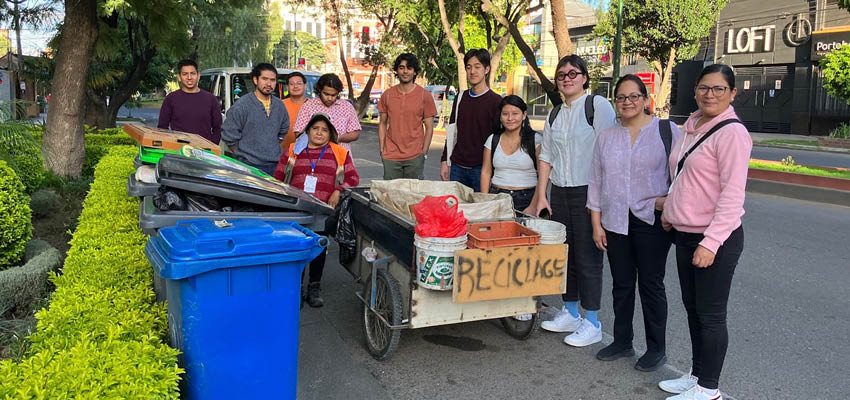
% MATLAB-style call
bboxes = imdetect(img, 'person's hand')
[440,161,449,181]
[592,225,607,251]
[328,190,341,208]
[660,212,672,232]
[521,204,537,216]
[655,196,667,211]
[692,245,715,268]
[535,197,552,217]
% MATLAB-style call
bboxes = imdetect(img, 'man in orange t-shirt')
[378,53,438,180]
[281,71,308,152]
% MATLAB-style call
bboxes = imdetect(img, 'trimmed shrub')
[0,145,181,398]
[0,122,46,192]
[29,189,62,218]
[0,245,61,316]
[0,160,32,269]
[24,239,53,261]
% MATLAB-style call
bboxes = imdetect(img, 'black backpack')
[490,130,538,172]
[548,94,597,128]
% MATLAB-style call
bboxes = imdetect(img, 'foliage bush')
[829,122,850,139]
[0,123,46,193]
[823,45,850,105]
[0,244,61,317]
[29,189,62,218]
[0,161,33,269]
[0,146,182,398]
[29,125,137,177]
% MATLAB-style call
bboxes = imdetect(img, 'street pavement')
[749,145,850,169]
[297,124,850,399]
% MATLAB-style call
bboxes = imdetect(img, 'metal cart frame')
[343,187,563,360]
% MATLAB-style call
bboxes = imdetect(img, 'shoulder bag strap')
[675,119,742,179]
[585,94,596,128]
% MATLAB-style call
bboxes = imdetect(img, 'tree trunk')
[43,0,99,177]
[437,0,467,91]
[482,0,558,104]
[550,0,574,57]
[104,47,156,128]
[83,88,108,129]
[653,48,676,118]
[354,61,380,117]
[487,32,511,88]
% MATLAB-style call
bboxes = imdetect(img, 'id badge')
[303,175,318,193]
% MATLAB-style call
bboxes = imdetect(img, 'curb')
[747,178,850,207]
[753,142,850,155]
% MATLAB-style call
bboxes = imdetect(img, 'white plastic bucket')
[414,234,468,291]
[523,219,567,245]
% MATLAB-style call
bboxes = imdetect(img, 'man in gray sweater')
[221,63,289,175]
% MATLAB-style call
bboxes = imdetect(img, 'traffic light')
[361,26,370,45]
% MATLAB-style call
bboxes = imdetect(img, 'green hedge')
[0,146,182,398]
[0,160,32,269]
[0,123,46,193]
[30,126,137,177]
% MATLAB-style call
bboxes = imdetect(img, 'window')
[306,22,313,35]
[296,21,302,31]
[317,23,323,38]
[198,75,213,92]
[285,21,291,31]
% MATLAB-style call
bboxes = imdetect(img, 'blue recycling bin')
[145,219,327,400]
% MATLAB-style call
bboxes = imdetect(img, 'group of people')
[158,50,751,400]
[438,49,749,400]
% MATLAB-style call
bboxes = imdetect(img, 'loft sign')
[725,25,776,54]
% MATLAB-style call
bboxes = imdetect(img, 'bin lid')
[154,219,321,261]
[155,154,332,214]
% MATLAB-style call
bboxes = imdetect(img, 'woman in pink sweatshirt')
[657,64,752,400]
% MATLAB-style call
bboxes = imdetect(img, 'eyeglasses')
[289,81,305,87]
[695,85,729,96]
[556,70,585,81]
[615,94,645,103]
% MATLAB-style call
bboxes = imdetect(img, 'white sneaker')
[512,313,533,321]
[563,319,602,347]
[659,371,698,394]
[665,385,722,400]
[541,309,582,332]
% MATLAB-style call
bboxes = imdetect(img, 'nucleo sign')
[725,25,776,54]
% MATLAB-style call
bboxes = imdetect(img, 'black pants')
[489,186,535,211]
[605,211,671,353]
[674,226,744,390]
[550,185,603,311]
[307,247,327,284]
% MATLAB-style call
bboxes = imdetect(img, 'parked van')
[199,67,322,117]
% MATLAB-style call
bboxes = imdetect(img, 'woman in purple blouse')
[586,74,681,372]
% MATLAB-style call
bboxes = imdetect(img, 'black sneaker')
[306,282,324,308]
[595,342,635,361]
[635,351,666,372]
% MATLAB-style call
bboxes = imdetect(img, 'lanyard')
[305,144,329,174]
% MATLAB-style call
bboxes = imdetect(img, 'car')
[199,67,322,117]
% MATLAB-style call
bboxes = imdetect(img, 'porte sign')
[726,25,776,54]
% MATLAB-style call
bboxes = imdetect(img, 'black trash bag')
[153,187,187,211]
[334,190,356,266]
[185,192,222,212]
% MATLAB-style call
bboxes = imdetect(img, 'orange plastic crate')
[466,221,541,249]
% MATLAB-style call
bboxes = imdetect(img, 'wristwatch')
[423,154,429,160]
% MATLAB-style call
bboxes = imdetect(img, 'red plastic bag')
[413,195,468,238]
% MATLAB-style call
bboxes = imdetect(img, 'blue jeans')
[450,164,482,192]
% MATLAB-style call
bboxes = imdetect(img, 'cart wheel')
[501,311,541,340]
[361,268,402,360]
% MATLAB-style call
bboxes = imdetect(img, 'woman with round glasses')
[535,55,617,348]
[586,74,680,372]
[657,64,751,400]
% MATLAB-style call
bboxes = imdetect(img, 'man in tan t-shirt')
[378,53,438,180]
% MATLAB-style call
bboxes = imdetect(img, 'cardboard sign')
[452,245,567,303]
[123,123,221,155]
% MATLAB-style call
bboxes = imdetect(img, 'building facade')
[671,0,850,135]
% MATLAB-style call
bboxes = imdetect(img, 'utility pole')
[612,0,623,82]
[9,0,25,120]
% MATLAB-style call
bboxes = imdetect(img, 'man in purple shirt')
[157,59,222,144]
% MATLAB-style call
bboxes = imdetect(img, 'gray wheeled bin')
[139,154,333,235]
[127,172,160,197]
